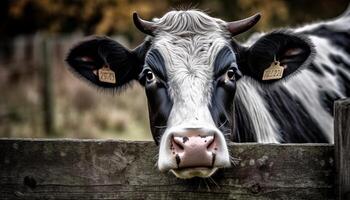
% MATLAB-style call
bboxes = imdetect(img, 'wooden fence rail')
[0,99,349,200]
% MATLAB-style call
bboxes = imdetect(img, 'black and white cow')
[66,8,350,179]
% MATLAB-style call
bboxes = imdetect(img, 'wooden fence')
[0,99,349,200]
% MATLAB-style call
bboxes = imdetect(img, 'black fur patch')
[209,47,238,141]
[337,69,350,97]
[321,64,335,75]
[328,54,350,96]
[143,53,172,144]
[261,86,328,143]
[233,97,257,142]
[319,89,341,115]
[213,46,237,78]
[308,63,324,76]
[145,49,167,82]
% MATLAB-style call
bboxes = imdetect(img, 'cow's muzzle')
[158,127,230,179]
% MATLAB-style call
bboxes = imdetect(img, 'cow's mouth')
[170,167,218,179]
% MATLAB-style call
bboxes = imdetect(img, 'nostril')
[206,135,216,150]
[172,136,184,151]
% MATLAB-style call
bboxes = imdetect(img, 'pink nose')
[170,132,218,169]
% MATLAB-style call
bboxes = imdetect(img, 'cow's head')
[66,10,313,179]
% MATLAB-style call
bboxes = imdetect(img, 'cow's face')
[66,10,313,179]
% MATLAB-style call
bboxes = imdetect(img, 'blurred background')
[0,0,349,140]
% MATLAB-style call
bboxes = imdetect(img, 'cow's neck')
[232,78,281,143]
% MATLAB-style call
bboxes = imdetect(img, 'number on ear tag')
[262,61,285,80]
[98,66,116,84]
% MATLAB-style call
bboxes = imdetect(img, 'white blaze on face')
[150,11,232,174]
[158,34,226,128]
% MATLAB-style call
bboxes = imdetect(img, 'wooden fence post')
[335,99,350,200]
[41,37,55,136]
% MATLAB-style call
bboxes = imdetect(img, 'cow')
[66,7,350,179]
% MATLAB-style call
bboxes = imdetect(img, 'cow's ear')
[236,31,314,83]
[66,36,149,89]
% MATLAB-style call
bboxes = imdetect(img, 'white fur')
[236,78,281,143]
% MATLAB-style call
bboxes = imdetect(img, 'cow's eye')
[226,69,235,80]
[146,70,155,82]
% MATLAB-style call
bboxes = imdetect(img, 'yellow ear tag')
[98,65,116,84]
[262,58,285,81]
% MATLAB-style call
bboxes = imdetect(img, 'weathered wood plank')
[335,99,350,200]
[0,139,334,200]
